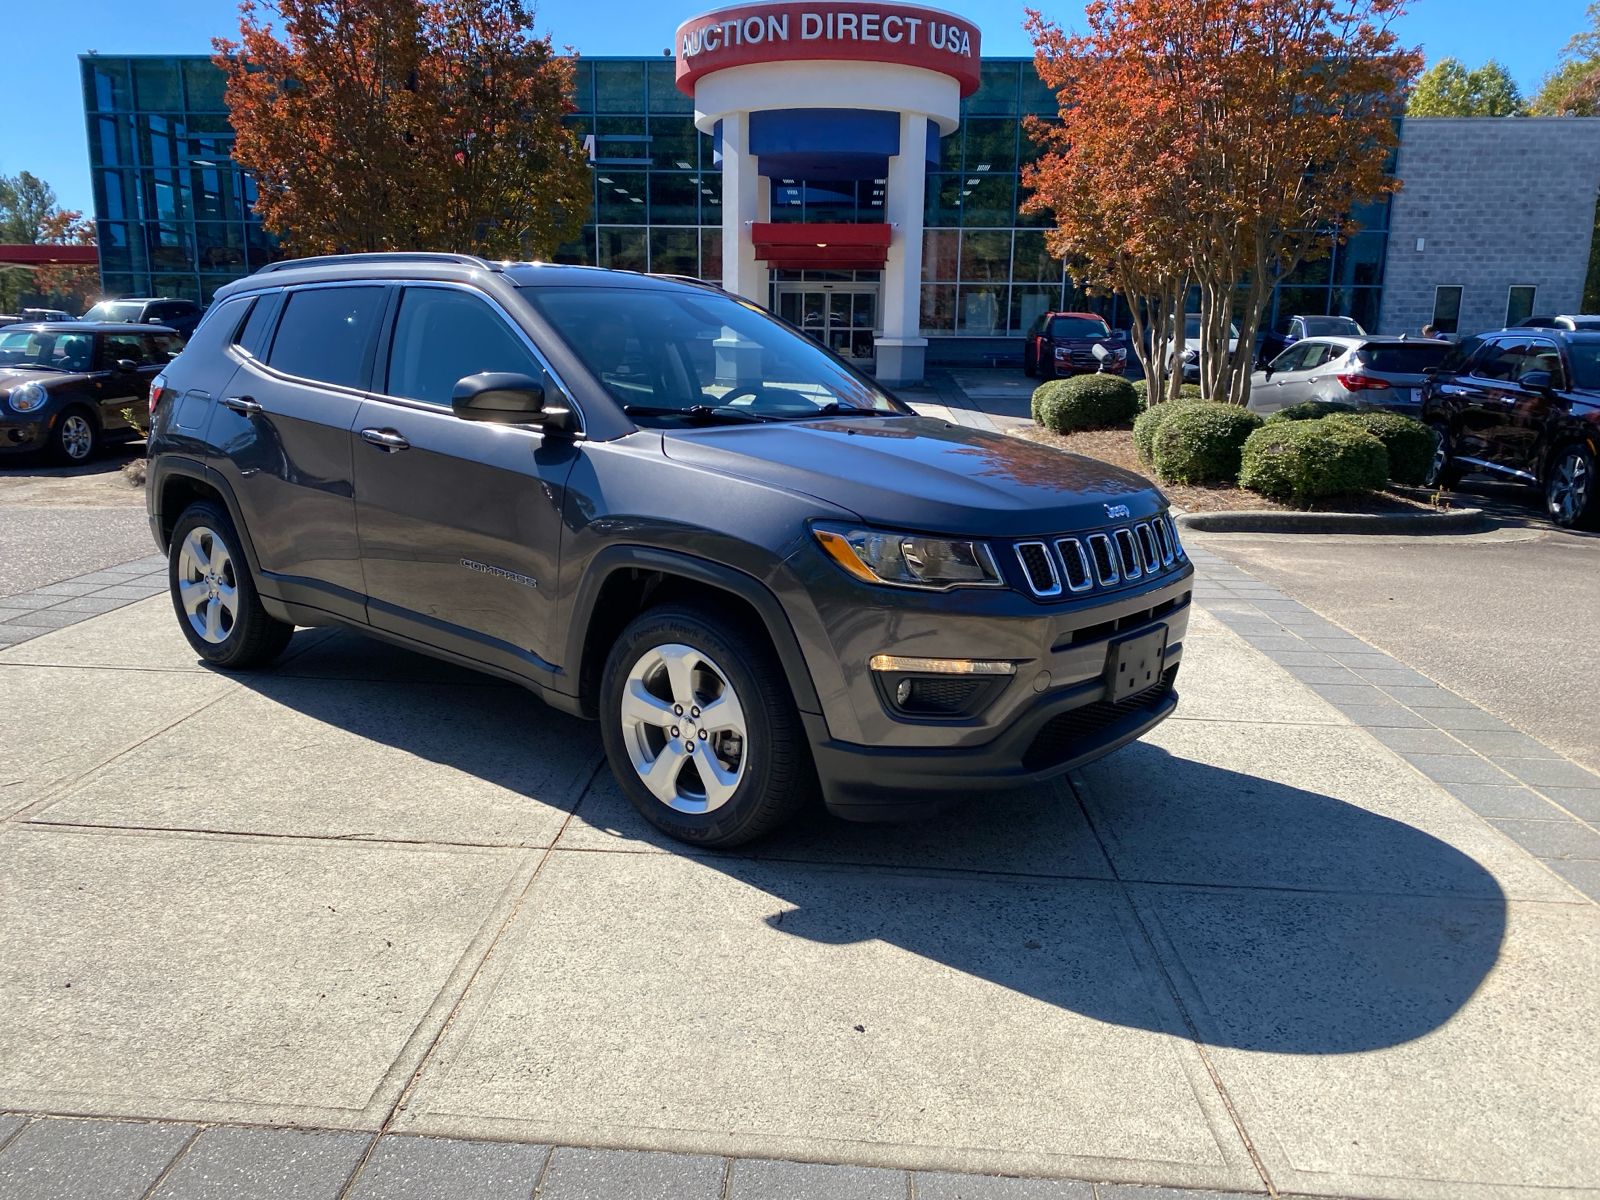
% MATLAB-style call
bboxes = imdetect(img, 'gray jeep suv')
[144,253,1193,846]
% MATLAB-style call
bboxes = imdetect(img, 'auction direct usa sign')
[674,2,982,95]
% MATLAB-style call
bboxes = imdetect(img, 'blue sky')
[2,0,1587,217]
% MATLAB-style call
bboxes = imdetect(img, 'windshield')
[1046,316,1109,338]
[0,329,94,371]
[524,286,906,425]
[1184,317,1240,339]
[82,301,144,323]
[1303,316,1364,337]
[1358,342,1451,374]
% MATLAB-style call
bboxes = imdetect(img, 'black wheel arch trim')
[147,454,264,579]
[565,544,823,718]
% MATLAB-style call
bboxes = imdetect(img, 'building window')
[1505,285,1536,328]
[1432,285,1463,335]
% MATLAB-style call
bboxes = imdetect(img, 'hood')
[661,414,1164,537]
[0,367,83,389]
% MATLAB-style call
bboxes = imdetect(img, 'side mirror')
[1263,366,1274,380]
[114,358,140,373]
[452,371,563,426]
[1421,366,1437,375]
[1519,369,1555,392]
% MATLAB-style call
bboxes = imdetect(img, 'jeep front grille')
[1014,541,1061,596]
[1014,518,1186,599]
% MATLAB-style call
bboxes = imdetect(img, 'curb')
[1175,507,1485,535]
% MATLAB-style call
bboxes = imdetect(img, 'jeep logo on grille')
[1104,503,1131,520]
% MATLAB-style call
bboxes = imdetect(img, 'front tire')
[168,501,294,669]
[599,604,815,847]
[50,407,98,464]
[1546,443,1598,529]
[1424,422,1464,490]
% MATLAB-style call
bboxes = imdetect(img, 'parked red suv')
[1023,312,1128,379]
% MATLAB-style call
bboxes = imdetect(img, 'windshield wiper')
[624,404,771,425]
[771,401,885,421]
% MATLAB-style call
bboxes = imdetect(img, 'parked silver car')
[1247,336,1454,416]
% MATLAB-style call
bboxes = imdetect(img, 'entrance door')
[777,284,879,366]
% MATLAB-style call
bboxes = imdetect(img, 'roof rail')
[255,252,496,275]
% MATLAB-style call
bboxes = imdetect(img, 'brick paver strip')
[729,1158,908,1198]
[1185,543,1600,903]
[0,1117,195,1200]
[0,553,167,648]
[150,1126,371,1200]
[344,1136,549,1200]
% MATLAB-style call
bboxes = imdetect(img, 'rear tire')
[50,407,98,465]
[1424,422,1464,490]
[1545,443,1598,530]
[599,603,815,848]
[168,501,294,669]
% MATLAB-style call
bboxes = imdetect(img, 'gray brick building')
[1380,117,1600,337]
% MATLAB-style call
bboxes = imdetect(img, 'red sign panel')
[675,3,981,97]
[751,222,892,269]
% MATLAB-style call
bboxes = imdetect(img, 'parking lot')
[1,438,1597,1198]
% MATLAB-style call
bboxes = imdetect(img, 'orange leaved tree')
[216,0,590,260]
[1025,0,1421,404]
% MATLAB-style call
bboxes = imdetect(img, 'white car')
[1246,335,1453,416]
[1165,315,1239,383]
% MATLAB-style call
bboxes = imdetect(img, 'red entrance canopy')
[750,223,891,271]
[0,244,98,266]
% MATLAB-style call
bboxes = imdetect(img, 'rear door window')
[384,286,550,406]
[100,333,150,366]
[266,286,387,390]
[1470,339,1532,383]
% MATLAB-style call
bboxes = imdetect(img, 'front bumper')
[809,645,1183,822]
[0,418,48,454]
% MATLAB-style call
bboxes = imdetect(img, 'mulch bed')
[1012,423,1444,515]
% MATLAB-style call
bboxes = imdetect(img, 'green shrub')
[1323,412,1436,485]
[1035,372,1141,433]
[1150,402,1263,483]
[1131,379,1203,408]
[1238,418,1390,507]
[1132,397,1207,462]
[1030,378,1064,424]
[1264,399,1358,425]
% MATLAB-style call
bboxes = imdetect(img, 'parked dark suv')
[82,297,204,338]
[1422,329,1600,528]
[145,254,1193,846]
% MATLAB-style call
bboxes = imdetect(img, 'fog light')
[869,655,1017,675]
[896,679,912,704]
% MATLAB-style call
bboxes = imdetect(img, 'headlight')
[8,381,48,412]
[1181,348,1199,362]
[812,523,1004,590]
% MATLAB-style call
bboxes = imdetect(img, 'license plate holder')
[1105,626,1168,702]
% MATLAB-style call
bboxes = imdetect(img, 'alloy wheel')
[1425,427,1451,487]
[619,642,749,814]
[176,526,240,644]
[59,414,93,461]
[1548,448,1591,526]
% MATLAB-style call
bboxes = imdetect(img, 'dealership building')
[79,5,1600,382]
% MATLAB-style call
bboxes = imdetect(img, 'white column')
[719,111,764,304]
[876,110,930,385]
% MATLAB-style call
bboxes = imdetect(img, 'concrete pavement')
[1,540,1597,1198]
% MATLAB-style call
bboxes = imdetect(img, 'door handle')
[360,427,411,452]
[222,395,262,414]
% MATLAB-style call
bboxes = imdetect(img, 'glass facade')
[81,53,1391,337]
[81,55,282,303]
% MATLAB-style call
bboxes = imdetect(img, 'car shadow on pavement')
[241,630,1505,1056]
[706,742,1508,1056]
